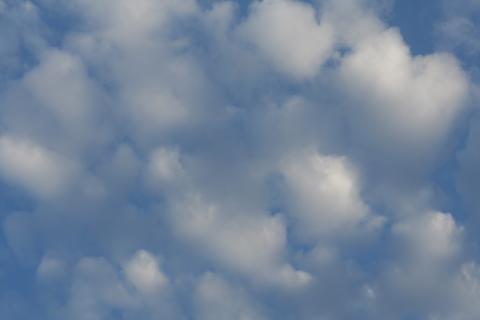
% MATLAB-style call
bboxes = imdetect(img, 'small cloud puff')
[123,250,168,295]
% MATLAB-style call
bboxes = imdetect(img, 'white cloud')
[146,147,186,190]
[0,0,478,319]
[123,250,167,295]
[339,27,468,156]
[282,150,384,242]
[23,50,96,128]
[0,47,110,159]
[144,146,311,289]
[75,0,197,45]
[0,135,78,198]
[239,0,334,79]
[170,193,311,288]
[452,262,480,318]
[64,0,215,145]
[393,211,463,263]
[368,211,465,319]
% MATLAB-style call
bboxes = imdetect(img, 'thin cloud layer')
[0,0,479,319]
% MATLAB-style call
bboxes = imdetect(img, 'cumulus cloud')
[123,250,167,295]
[0,135,78,198]
[282,150,384,242]
[75,0,198,45]
[239,0,334,79]
[168,192,311,288]
[339,27,468,159]
[144,146,311,288]
[0,0,479,319]
[452,262,480,318]
[392,211,463,263]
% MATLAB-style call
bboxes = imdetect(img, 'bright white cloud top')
[0,0,479,319]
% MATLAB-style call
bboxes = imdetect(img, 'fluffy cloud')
[144,146,311,288]
[392,211,463,263]
[75,0,197,45]
[452,262,480,318]
[339,27,468,160]
[0,135,78,198]
[0,0,479,319]
[239,0,334,79]
[170,193,312,288]
[123,250,167,295]
[282,150,384,242]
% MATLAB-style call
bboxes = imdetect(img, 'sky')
[1,0,480,319]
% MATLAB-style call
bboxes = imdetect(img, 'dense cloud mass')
[0,0,480,319]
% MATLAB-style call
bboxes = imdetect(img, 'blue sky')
[1,0,480,319]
